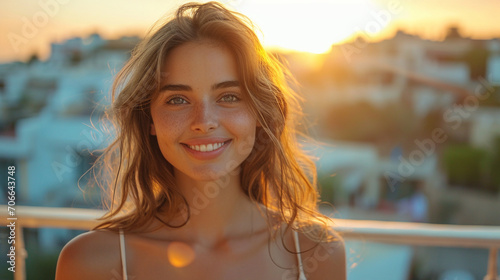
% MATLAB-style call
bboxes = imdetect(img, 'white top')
[118,229,307,279]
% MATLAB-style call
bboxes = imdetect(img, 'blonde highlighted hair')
[93,1,333,241]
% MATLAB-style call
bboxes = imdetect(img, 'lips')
[187,142,226,152]
[181,138,232,159]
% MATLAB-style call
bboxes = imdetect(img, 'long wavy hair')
[93,1,333,242]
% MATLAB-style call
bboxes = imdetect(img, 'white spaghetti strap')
[119,229,129,280]
[293,231,307,280]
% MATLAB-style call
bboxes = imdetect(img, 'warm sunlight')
[2,0,500,62]
[241,0,382,54]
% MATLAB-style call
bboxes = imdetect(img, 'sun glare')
[167,242,196,267]
[241,0,380,54]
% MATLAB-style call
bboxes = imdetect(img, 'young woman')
[56,2,346,279]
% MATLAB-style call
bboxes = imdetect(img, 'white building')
[0,34,137,248]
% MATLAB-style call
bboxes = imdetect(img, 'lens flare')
[167,242,196,267]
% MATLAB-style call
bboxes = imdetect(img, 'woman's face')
[150,40,257,182]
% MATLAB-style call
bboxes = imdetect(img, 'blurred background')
[1,0,500,279]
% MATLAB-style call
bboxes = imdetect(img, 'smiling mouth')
[183,140,231,152]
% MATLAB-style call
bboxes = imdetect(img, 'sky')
[1,0,500,63]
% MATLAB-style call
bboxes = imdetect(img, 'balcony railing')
[2,205,499,280]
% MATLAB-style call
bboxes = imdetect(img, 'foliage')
[489,137,500,190]
[317,171,342,204]
[324,101,417,143]
[478,86,500,107]
[443,143,500,193]
[462,47,489,80]
[23,229,59,280]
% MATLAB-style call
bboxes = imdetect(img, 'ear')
[150,122,156,135]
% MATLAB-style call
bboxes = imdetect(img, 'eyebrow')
[159,80,240,92]
[212,80,239,90]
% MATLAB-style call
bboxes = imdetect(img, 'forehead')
[161,40,238,85]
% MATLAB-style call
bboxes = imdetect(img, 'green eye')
[220,94,240,103]
[167,97,188,105]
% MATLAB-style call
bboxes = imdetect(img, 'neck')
[158,168,267,246]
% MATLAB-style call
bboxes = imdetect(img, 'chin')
[180,164,241,183]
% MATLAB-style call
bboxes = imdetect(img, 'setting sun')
[1,0,500,62]
[240,0,382,53]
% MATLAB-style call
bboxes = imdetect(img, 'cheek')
[153,113,184,143]
[152,115,183,165]
[223,109,257,154]
[226,108,256,133]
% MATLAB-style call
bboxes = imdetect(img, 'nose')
[190,101,218,133]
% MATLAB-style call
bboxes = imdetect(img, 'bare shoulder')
[297,223,346,280]
[56,230,122,280]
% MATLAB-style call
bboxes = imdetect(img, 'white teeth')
[188,142,226,152]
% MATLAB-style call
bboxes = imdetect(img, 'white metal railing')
[2,206,499,280]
